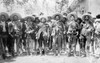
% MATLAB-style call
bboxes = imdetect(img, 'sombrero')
[63,12,67,17]
[82,13,92,21]
[53,13,63,21]
[0,12,9,21]
[40,17,47,22]
[10,13,22,21]
[39,14,47,20]
[67,12,77,21]
[24,16,35,22]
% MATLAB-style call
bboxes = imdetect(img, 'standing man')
[67,12,78,56]
[24,16,35,55]
[81,13,94,57]
[46,16,53,50]
[9,13,22,56]
[51,14,64,56]
[0,12,9,59]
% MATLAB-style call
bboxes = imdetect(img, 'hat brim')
[82,13,92,21]
[24,16,35,22]
[0,12,9,21]
[53,13,63,21]
[67,12,77,21]
[10,13,22,21]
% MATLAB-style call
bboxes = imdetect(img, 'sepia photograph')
[0,0,100,63]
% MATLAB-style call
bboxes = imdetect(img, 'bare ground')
[0,55,100,63]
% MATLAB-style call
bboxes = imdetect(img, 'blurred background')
[0,0,99,17]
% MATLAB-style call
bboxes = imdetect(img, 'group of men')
[0,12,100,59]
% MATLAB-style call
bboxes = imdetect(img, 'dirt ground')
[0,55,100,63]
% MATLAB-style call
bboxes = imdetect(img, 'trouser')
[38,37,48,52]
[86,36,92,51]
[7,35,15,56]
[79,35,86,51]
[57,35,62,52]
[48,36,53,50]
[23,39,27,51]
[0,38,4,55]
[22,33,27,51]
[1,35,8,59]
[2,37,8,53]
[68,35,77,53]
[38,39,43,49]
[26,34,34,54]
[62,34,67,50]
[52,35,62,54]
[15,36,22,55]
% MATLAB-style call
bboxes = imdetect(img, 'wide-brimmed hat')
[67,12,77,21]
[0,12,9,21]
[39,17,47,23]
[53,13,63,21]
[24,16,35,22]
[10,13,22,21]
[63,12,68,17]
[82,13,92,21]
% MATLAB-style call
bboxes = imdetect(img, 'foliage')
[1,0,69,16]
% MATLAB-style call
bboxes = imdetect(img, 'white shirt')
[0,21,6,32]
